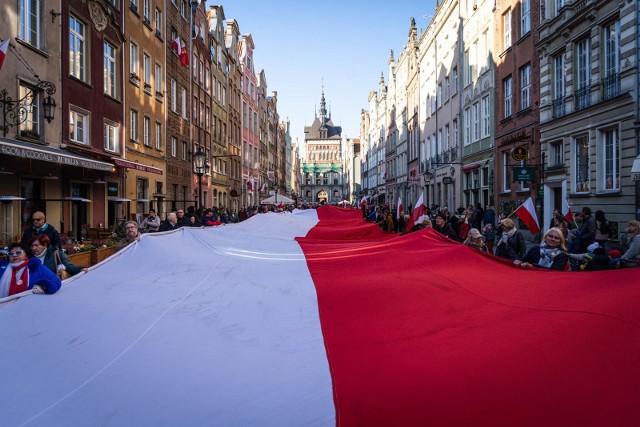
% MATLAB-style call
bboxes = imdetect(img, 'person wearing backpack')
[595,210,611,248]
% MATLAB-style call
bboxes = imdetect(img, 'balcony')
[552,97,565,119]
[574,86,591,111]
[602,73,620,101]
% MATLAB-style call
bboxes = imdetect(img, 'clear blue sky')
[209,0,437,155]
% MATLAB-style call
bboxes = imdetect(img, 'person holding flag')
[515,227,569,270]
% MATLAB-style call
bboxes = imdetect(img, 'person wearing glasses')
[116,221,141,250]
[176,209,190,227]
[0,242,62,298]
[29,234,88,277]
[514,227,569,270]
[21,211,61,251]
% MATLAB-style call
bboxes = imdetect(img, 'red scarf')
[8,260,29,296]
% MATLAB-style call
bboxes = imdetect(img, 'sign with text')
[513,167,536,182]
[511,146,528,161]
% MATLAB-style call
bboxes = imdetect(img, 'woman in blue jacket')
[0,242,62,298]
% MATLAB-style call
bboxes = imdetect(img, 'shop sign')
[512,166,536,182]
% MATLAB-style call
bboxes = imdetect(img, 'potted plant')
[90,239,119,264]
[64,242,93,266]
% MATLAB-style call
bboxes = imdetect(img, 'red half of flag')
[514,197,540,234]
[171,37,181,56]
[563,200,574,223]
[0,38,9,72]
[179,46,189,67]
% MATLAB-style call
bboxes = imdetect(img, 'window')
[550,141,563,166]
[104,41,116,97]
[143,116,151,146]
[603,20,620,100]
[182,141,187,160]
[464,107,471,146]
[482,95,490,138]
[445,125,450,151]
[154,63,162,95]
[69,16,86,81]
[574,136,589,192]
[502,151,511,193]
[503,76,512,118]
[575,38,591,109]
[143,53,151,86]
[130,109,138,141]
[452,67,458,94]
[104,122,119,152]
[473,102,480,141]
[19,83,39,136]
[70,108,89,144]
[452,119,458,147]
[155,8,162,37]
[171,136,177,157]
[601,129,619,190]
[464,49,471,86]
[518,160,530,191]
[503,10,512,50]
[130,42,139,77]
[180,0,186,17]
[181,87,187,118]
[521,0,530,36]
[556,0,564,12]
[553,54,565,99]
[155,122,162,150]
[143,0,151,23]
[437,84,443,108]
[243,102,247,128]
[253,112,257,134]
[171,79,177,112]
[520,64,531,110]
[445,76,450,100]
[19,0,41,48]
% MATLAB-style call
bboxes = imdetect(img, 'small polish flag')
[404,193,424,233]
[171,37,181,55]
[563,200,574,223]
[514,197,540,234]
[396,196,403,221]
[246,179,253,191]
[179,45,189,67]
[0,38,9,72]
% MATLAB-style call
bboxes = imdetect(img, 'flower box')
[67,251,92,267]
[91,246,118,265]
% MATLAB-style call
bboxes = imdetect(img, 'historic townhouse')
[537,0,638,230]
[257,70,269,197]
[239,34,258,206]
[224,19,243,208]
[494,0,540,221]
[301,90,343,204]
[124,0,166,221]
[267,91,280,196]
[166,0,193,213]
[363,78,384,204]
[359,109,371,201]
[283,120,293,197]
[419,2,461,211]
[403,20,418,212]
[343,136,361,203]
[276,115,287,199]
[289,136,301,202]
[208,5,232,210]
[0,0,66,243]
[460,0,495,210]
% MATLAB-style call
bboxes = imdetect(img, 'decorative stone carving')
[88,1,108,32]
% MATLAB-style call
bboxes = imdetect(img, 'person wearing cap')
[433,213,458,241]
[515,227,569,270]
[463,228,489,253]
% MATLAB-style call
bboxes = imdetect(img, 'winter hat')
[435,213,447,221]
[468,228,482,238]
[587,242,600,252]
[608,249,621,259]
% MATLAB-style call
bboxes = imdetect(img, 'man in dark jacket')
[433,213,458,241]
[22,211,61,251]
[158,212,181,232]
[577,207,597,252]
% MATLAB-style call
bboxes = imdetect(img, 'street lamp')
[0,80,56,137]
[193,148,207,215]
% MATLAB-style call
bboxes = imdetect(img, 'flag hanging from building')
[179,45,189,67]
[514,197,540,234]
[563,200,574,223]
[0,38,9,72]
[260,182,267,192]
[404,193,424,233]
[246,179,253,191]
[397,196,403,221]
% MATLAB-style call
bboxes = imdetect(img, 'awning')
[0,138,114,172]
[631,155,640,182]
[462,164,480,172]
[64,197,91,202]
[108,197,132,202]
[0,196,26,202]
[113,158,163,175]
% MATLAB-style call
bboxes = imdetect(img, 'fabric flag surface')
[563,199,574,223]
[0,38,9,72]
[404,192,424,232]
[179,45,189,67]
[1,206,640,426]
[514,196,540,234]
[171,37,181,55]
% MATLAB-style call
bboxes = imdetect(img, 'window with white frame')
[182,141,187,160]
[130,109,138,141]
[437,129,442,154]
[104,121,119,152]
[171,79,177,111]
[69,108,89,144]
[603,20,619,78]
[464,107,471,146]
[69,16,86,81]
[556,0,564,13]
[143,53,151,86]
[155,122,162,150]
[445,76,450,100]
[437,84,443,108]
[143,116,151,146]
[130,42,139,77]
[504,76,512,118]
[445,124,450,151]
[521,0,530,36]
[452,119,458,147]
[520,64,531,110]
[601,128,619,190]
[502,151,511,192]
[143,0,151,22]
[19,83,39,136]
[20,0,41,48]
[464,49,471,86]
[104,41,116,97]
[171,136,177,157]
[576,38,590,89]
[155,8,162,36]
[473,102,480,141]
[181,87,187,118]
[550,141,563,166]
[503,10,512,50]
[574,136,589,192]
[553,54,565,99]
[452,67,458,94]
[180,0,186,17]
[482,95,490,138]
[154,63,162,95]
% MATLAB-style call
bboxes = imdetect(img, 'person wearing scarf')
[515,227,569,271]
[0,243,62,298]
[29,234,88,277]
[494,218,527,261]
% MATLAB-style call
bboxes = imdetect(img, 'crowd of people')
[364,202,640,272]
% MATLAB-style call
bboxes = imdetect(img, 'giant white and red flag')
[404,192,424,233]
[1,206,639,425]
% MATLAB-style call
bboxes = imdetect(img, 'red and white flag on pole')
[171,37,181,55]
[404,193,424,233]
[396,196,403,221]
[514,197,540,234]
[563,200,574,223]
[0,38,9,72]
